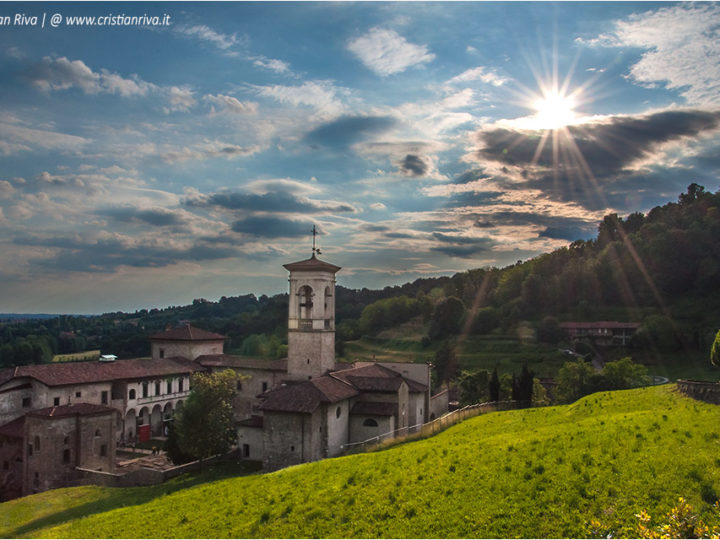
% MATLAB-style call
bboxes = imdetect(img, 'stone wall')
[677,380,720,404]
[429,390,449,420]
[262,410,320,471]
[0,434,22,501]
[23,410,117,496]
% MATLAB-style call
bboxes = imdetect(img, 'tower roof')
[283,253,341,273]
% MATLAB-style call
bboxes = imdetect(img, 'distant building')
[559,321,640,346]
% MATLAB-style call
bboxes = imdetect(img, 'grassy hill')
[3,385,720,538]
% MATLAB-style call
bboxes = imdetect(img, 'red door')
[138,424,151,442]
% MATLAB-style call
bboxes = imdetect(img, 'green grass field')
[2,385,720,538]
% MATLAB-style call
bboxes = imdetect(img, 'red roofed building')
[559,321,640,346]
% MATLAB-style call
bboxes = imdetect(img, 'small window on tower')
[53,397,60,406]
[75,391,81,398]
[159,348,165,358]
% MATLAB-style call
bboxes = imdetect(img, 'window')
[363,418,379,427]
[155,381,161,396]
[27,443,33,457]
[290,445,295,452]
[75,391,81,398]
[100,444,107,457]
[101,391,108,405]
[262,382,268,392]
[63,436,69,445]
[159,348,165,359]
[178,378,184,392]
[336,406,342,419]
[236,381,242,391]
[242,444,250,458]
[22,397,31,408]
[167,380,172,394]
[63,449,71,463]
[53,397,60,406]
[34,436,40,451]
[129,388,136,400]
[142,382,149,398]
[94,429,101,437]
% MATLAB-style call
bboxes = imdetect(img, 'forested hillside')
[2,184,719,367]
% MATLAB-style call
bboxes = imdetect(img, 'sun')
[531,90,577,130]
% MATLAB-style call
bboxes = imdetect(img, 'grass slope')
[2,386,720,538]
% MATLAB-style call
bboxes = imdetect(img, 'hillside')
[2,385,719,538]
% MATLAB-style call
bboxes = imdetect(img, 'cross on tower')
[311,225,322,256]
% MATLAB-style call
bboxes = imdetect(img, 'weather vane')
[311,225,322,256]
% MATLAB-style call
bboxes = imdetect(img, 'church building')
[0,249,449,496]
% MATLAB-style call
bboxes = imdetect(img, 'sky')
[1,1,720,314]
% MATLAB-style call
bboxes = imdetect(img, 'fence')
[677,379,720,405]
[342,400,518,455]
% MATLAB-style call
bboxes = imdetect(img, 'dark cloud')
[361,224,391,232]
[453,169,489,185]
[186,190,355,213]
[231,216,318,238]
[385,232,416,239]
[397,154,429,177]
[477,110,720,176]
[430,232,495,258]
[474,219,495,229]
[305,115,396,148]
[15,234,240,273]
[99,206,187,227]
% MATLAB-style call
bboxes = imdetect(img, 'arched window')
[363,418,378,427]
[298,285,313,319]
[336,406,342,419]
[129,389,136,400]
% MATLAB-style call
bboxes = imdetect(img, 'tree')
[555,358,595,403]
[428,297,465,339]
[458,369,490,405]
[711,330,720,367]
[488,368,500,402]
[173,369,239,468]
[433,340,459,383]
[537,316,563,344]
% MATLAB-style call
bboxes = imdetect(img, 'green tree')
[600,357,649,390]
[174,369,239,468]
[433,340,459,383]
[556,358,595,403]
[458,369,490,405]
[488,368,500,402]
[429,297,465,339]
[711,330,720,367]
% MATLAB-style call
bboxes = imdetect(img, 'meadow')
[2,385,719,538]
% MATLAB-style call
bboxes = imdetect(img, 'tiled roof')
[331,363,427,393]
[283,254,341,273]
[350,401,396,416]
[149,324,226,341]
[0,357,204,387]
[260,376,359,414]
[346,375,403,392]
[0,416,25,439]
[195,354,288,372]
[28,402,117,419]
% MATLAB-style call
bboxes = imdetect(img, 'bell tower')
[284,229,341,380]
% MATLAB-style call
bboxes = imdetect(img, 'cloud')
[250,81,347,117]
[230,216,319,238]
[580,3,720,106]
[347,27,435,76]
[244,178,321,196]
[430,232,496,258]
[0,121,88,156]
[176,25,240,51]
[187,189,356,214]
[305,115,397,148]
[159,140,261,163]
[22,56,153,97]
[370,202,387,210]
[99,206,188,227]
[448,66,509,87]
[164,86,196,113]
[203,93,258,115]
[15,233,241,273]
[475,109,720,181]
[0,180,15,199]
[252,56,292,74]
[396,154,430,177]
